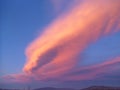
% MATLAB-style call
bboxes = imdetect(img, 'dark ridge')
[81,86,120,90]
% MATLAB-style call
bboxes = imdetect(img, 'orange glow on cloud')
[23,0,120,81]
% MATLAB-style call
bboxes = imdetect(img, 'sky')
[0,0,120,89]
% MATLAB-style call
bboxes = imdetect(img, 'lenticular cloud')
[23,0,120,81]
[1,0,120,83]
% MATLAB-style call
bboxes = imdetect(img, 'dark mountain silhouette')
[81,86,120,90]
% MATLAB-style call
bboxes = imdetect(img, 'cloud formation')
[23,0,120,81]
[1,0,120,84]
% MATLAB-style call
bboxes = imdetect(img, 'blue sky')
[80,32,120,66]
[1,0,56,76]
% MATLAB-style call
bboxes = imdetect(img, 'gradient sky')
[0,0,120,89]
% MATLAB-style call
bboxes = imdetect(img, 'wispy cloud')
[61,57,120,81]
[51,0,79,13]
[0,73,31,83]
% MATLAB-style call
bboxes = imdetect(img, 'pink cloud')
[23,0,120,81]
[61,57,120,81]
[1,73,31,83]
